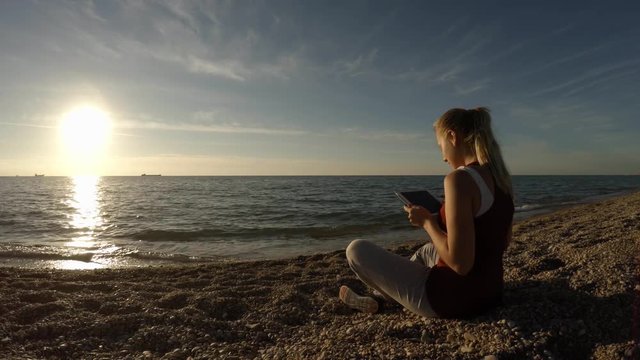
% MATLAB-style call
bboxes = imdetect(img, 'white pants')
[346,239,439,318]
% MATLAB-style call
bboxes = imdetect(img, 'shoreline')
[0,192,639,359]
[512,187,640,222]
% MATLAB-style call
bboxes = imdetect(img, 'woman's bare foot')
[339,285,379,314]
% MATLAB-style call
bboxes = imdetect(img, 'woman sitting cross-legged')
[339,107,514,318]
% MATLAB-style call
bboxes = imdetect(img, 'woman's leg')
[410,241,440,267]
[345,239,437,318]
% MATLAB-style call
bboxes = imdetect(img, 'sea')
[0,175,638,269]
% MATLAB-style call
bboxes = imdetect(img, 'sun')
[58,105,112,175]
[59,105,111,152]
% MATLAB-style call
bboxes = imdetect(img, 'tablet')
[395,190,442,214]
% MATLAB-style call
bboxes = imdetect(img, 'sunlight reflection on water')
[66,176,102,244]
[59,176,116,269]
[49,259,107,270]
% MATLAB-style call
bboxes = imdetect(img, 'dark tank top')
[425,183,514,318]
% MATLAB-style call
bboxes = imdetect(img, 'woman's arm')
[422,171,476,275]
[506,221,513,248]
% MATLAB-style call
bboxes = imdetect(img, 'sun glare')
[58,105,112,175]
[60,105,111,150]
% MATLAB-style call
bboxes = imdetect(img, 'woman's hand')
[404,205,432,228]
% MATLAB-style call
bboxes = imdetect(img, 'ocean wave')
[0,244,217,267]
[122,251,214,263]
[117,221,398,242]
[514,204,545,212]
[118,229,228,242]
[0,249,94,262]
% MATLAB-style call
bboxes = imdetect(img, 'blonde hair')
[434,107,513,198]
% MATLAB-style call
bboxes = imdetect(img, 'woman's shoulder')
[444,168,476,193]
[448,165,494,189]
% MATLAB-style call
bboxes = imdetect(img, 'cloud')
[475,43,524,68]
[508,102,616,132]
[0,122,55,129]
[137,1,300,81]
[1,0,300,83]
[389,63,467,85]
[551,23,575,35]
[183,54,297,81]
[187,56,247,81]
[529,59,640,97]
[331,128,430,142]
[563,69,638,96]
[115,119,431,140]
[101,152,437,176]
[332,48,379,78]
[116,119,306,136]
[379,25,496,85]
[530,44,607,75]
[455,78,492,95]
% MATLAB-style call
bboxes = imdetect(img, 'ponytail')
[435,107,513,199]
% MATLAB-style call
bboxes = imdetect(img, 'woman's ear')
[447,130,457,147]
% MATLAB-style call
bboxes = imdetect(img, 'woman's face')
[436,129,460,168]
[436,131,450,165]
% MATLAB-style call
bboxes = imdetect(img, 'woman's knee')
[346,239,373,263]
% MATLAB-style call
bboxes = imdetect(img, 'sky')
[1,0,639,176]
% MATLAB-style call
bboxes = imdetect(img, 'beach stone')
[420,330,429,343]
[463,332,477,342]
[142,350,152,358]
[624,348,634,357]
[405,349,414,357]
[460,345,473,353]
[446,333,456,343]
[484,356,498,360]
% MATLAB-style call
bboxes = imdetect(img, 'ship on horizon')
[141,174,161,176]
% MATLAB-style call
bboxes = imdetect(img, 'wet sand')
[1,192,639,359]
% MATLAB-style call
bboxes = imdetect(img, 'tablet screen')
[395,190,442,214]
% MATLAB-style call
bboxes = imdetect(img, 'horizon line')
[1,174,638,177]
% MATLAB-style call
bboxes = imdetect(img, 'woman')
[339,107,514,318]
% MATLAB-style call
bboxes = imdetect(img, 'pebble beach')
[1,192,639,359]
